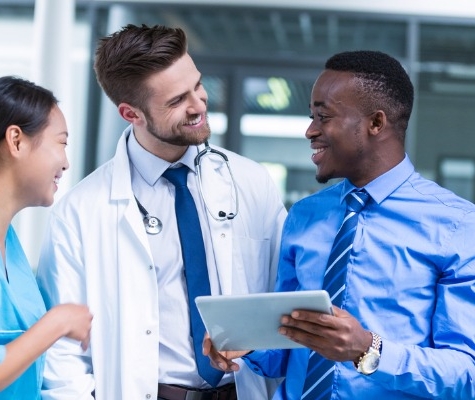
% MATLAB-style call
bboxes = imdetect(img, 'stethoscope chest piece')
[143,215,162,235]
[135,196,163,235]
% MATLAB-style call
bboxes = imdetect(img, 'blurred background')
[2,0,475,265]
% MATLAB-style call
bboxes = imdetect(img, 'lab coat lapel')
[111,128,153,260]
[199,152,235,295]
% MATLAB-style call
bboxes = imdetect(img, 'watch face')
[362,352,380,374]
[358,347,380,375]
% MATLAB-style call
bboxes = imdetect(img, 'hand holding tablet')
[195,290,333,351]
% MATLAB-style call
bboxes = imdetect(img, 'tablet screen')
[195,290,333,351]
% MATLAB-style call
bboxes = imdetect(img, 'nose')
[63,155,70,171]
[305,118,320,139]
[188,86,208,114]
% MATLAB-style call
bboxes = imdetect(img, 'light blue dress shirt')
[244,155,475,399]
[0,225,46,399]
[127,132,233,388]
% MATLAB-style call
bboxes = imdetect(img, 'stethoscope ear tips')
[218,211,236,220]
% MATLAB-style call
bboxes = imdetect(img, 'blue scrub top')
[0,225,46,399]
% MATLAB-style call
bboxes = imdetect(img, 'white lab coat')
[36,127,287,400]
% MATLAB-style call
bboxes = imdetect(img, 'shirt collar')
[127,129,199,186]
[341,154,415,205]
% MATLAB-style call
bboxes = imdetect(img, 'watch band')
[354,331,382,373]
[370,331,382,353]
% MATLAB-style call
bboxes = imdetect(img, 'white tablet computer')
[195,290,333,351]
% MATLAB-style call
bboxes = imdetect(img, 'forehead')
[145,53,200,95]
[310,70,357,108]
[48,105,67,128]
[39,105,64,130]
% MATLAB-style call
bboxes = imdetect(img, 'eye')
[317,113,329,122]
[170,96,185,107]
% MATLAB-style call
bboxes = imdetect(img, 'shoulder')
[214,145,267,171]
[53,160,115,214]
[209,145,276,188]
[407,172,475,212]
[291,181,343,210]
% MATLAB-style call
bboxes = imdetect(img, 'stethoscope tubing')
[135,141,239,234]
[195,141,239,221]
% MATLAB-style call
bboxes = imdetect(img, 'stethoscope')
[135,141,239,235]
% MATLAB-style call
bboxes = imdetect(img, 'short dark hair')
[0,75,58,141]
[94,24,188,110]
[325,50,414,138]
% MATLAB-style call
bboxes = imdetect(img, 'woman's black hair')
[0,76,58,140]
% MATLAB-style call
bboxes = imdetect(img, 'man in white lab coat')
[36,24,287,400]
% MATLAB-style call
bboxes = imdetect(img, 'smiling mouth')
[314,147,326,155]
[311,146,327,163]
[183,114,202,126]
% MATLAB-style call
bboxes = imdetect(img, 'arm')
[279,208,475,399]
[202,327,291,380]
[36,211,95,399]
[0,304,92,391]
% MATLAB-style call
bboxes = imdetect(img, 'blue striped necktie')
[301,189,370,400]
[162,166,224,387]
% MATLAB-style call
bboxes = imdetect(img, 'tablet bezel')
[195,290,333,351]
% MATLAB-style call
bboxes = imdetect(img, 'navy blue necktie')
[301,190,370,400]
[162,166,224,387]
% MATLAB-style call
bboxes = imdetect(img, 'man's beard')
[145,112,211,146]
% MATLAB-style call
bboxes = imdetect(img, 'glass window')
[202,75,227,148]
[416,23,475,185]
[240,74,330,208]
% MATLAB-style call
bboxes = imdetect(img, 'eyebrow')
[311,101,325,108]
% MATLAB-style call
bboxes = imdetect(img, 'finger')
[285,310,340,332]
[207,350,236,372]
[215,357,240,372]
[202,336,213,356]
[81,334,90,351]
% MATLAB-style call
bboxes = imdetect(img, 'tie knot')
[345,190,370,213]
[162,166,189,187]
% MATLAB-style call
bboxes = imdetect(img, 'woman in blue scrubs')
[0,76,93,399]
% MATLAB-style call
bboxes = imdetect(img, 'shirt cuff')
[373,337,404,382]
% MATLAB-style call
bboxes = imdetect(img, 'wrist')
[45,306,70,339]
[353,330,373,364]
[354,331,382,375]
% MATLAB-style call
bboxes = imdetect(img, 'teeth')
[183,115,202,126]
[54,177,59,184]
[314,147,325,154]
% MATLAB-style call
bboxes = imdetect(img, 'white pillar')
[13,0,76,269]
[95,4,137,165]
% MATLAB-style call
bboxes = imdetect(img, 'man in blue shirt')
[205,50,475,399]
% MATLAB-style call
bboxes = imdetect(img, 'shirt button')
[146,394,151,399]
[220,233,226,238]
[149,265,153,270]
[146,330,151,335]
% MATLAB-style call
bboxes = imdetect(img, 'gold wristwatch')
[354,332,382,375]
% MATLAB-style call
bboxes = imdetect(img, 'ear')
[4,125,24,156]
[368,110,386,137]
[118,103,144,124]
